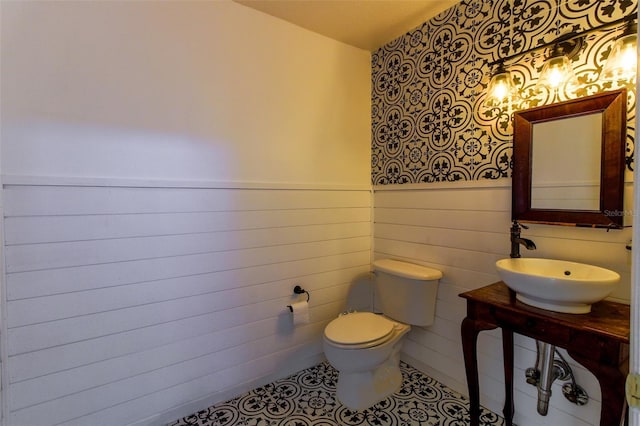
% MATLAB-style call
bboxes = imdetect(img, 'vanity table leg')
[461,316,497,426]
[568,350,626,426]
[461,317,481,426]
[502,329,514,426]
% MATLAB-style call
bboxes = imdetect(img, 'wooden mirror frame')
[512,89,627,228]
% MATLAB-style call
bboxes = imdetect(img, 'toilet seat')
[324,312,398,349]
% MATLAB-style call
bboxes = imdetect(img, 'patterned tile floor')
[169,361,505,425]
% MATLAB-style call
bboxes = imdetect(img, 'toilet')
[323,258,442,410]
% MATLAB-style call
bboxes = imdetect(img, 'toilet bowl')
[323,312,410,410]
[322,259,442,410]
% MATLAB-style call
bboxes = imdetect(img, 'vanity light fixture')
[535,43,579,93]
[601,19,638,82]
[484,14,637,106]
[485,61,517,106]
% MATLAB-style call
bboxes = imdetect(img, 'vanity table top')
[460,282,630,344]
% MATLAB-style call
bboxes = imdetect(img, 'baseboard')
[130,353,326,426]
[401,353,509,418]
[400,353,468,397]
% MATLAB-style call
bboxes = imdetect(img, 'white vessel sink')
[495,258,620,314]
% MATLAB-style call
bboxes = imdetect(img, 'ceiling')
[233,0,460,51]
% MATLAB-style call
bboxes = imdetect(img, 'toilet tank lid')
[373,259,442,280]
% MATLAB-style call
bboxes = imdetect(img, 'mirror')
[530,113,602,211]
[512,89,627,228]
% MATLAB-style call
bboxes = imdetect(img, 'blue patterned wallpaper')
[371,0,637,184]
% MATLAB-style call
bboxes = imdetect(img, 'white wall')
[1,0,370,184]
[375,181,633,426]
[0,1,371,424]
[3,182,371,425]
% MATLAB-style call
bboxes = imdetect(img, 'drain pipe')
[526,341,588,415]
[537,342,557,415]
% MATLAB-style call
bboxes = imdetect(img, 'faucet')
[510,220,536,258]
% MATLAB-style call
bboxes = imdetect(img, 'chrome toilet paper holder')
[287,285,310,312]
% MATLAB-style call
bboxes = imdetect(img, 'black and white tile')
[371,0,637,184]
[169,361,504,426]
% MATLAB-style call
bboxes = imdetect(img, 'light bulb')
[601,21,637,82]
[535,46,578,92]
[485,62,517,107]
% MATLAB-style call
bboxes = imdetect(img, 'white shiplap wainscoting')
[1,177,371,426]
[374,181,632,426]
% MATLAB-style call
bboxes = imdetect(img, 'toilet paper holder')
[287,285,310,312]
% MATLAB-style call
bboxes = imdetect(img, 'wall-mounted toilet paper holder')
[287,285,310,311]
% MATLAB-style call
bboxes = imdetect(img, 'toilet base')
[335,356,403,410]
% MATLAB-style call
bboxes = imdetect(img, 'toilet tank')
[373,259,442,326]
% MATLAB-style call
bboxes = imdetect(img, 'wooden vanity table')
[460,282,630,426]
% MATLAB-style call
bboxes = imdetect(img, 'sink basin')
[495,258,620,314]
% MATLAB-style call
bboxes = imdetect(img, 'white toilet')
[323,258,442,410]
